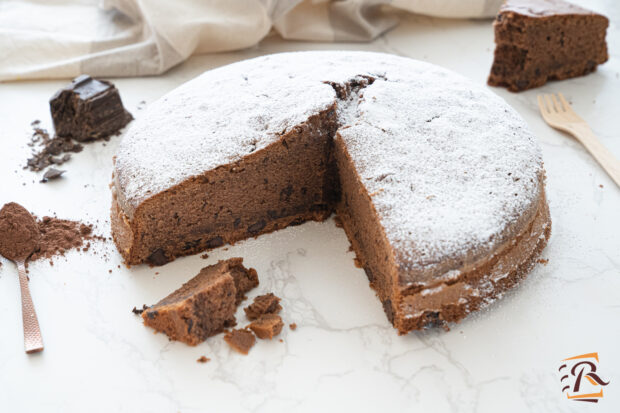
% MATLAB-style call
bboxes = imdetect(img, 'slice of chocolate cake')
[142,258,258,345]
[488,0,609,92]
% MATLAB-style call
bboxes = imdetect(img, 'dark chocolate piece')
[50,75,133,141]
[40,168,65,183]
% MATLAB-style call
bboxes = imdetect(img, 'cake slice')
[142,258,258,345]
[488,0,609,92]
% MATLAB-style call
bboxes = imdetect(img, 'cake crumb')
[201,253,209,259]
[333,215,343,228]
[537,258,549,265]
[196,356,210,363]
[244,293,282,320]
[248,314,284,339]
[224,329,256,355]
[289,323,297,331]
[599,184,604,188]
[132,304,148,315]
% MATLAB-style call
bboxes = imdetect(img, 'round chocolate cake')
[111,51,551,333]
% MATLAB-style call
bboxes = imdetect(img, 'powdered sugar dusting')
[114,51,543,272]
[339,68,542,271]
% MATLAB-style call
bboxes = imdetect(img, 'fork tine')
[551,94,562,113]
[537,95,548,115]
[544,94,556,113]
[557,93,574,114]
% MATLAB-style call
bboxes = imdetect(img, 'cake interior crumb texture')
[488,0,609,92]
[142,258,257,345]
[224,329,256,355]
[244,293,282,320]
[112,51,552,334]
[248,314,284,339]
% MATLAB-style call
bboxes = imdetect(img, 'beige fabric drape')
[0,0,503,81]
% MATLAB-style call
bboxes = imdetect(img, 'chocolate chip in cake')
[147,249,168,266]
[205,236,223,249]
[247,220,266,235]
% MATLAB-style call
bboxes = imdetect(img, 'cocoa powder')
[0,202,102,264]
[0,203,41,262]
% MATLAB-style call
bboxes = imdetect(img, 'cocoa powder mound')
[0,202,41,262]
[30,216,99,261]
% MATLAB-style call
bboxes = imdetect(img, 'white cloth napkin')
[0,0,503,81]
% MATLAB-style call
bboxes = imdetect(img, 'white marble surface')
[1,2,619,412]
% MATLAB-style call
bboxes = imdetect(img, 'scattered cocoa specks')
[289,323,297,331]
[196,356,210,363]
[200,253,209,259]
[537,258,549,265]
[132,304,148,315]
[25,124,83,172]
[29,216,103,263]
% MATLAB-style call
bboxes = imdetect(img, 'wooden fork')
[537,93,620,188]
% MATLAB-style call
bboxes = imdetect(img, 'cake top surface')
[500,0,599,17]
[114,51,543,273]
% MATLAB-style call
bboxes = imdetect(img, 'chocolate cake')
[142,258,257,345]
[488,0,609,92]
[244,293,282,320]
[248,314,284,339]
[224,329,256,355]
[112,51,551,334]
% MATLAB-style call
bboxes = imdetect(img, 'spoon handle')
[17,262,44,353]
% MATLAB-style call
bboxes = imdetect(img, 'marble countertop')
[0,1,619,412]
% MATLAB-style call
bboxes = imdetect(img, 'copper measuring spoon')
[0,203,44,353]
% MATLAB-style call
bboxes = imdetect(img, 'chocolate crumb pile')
[26,122,83,172]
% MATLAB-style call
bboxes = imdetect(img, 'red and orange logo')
[559,352,610,403]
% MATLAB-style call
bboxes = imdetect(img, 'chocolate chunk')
[206,236,223,248]
[382,299,394,324]
[50,75,133,142]
[247,219,266,234]
[40,168,65,183]
[147,248,168,266]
